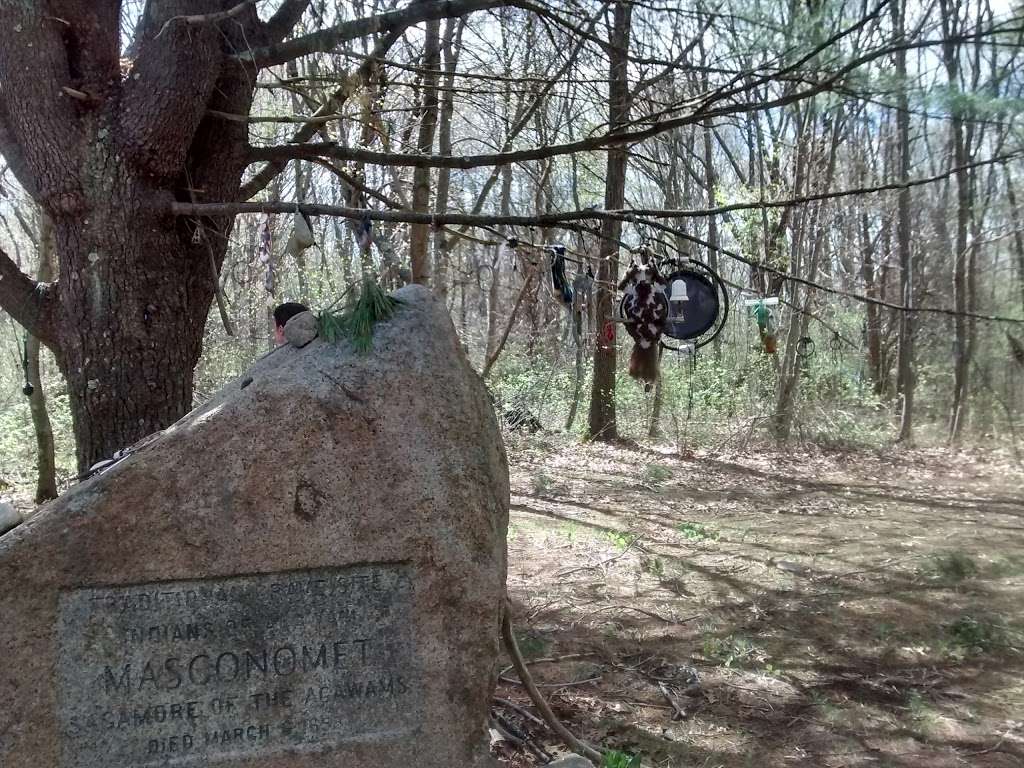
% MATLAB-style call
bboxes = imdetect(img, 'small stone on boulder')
[284,309,318,347]
[0,500,20,536]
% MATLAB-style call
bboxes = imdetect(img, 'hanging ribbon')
[257,215,274,297]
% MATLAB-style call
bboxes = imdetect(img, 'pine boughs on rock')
[317,279,401,353]
[317,309,347,345]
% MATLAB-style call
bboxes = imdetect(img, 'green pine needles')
[317,279,401,353]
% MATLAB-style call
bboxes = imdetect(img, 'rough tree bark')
[0,3,301,471]
[587,1,632,442]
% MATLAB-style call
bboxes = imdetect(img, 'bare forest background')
[1,0,1024,498]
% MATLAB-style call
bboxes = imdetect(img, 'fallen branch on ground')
[555,536,641,578]
[501,600,604,764]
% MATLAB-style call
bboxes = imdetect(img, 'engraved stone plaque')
[2,288,506,768]
[56,565,421,768]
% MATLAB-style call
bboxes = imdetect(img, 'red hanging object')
[603,321,615,342]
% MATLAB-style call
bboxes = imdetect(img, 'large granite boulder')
[0,285,508,768]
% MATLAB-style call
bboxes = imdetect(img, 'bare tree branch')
[264,0,312,43]
[246,22,1024,173]
[0,244,57,350]
[0,4,86,212]
[171,160,1024,329]
[180,151,1024,226]
[155,0,257,38]
[119,4,228,178]
[237,0,510,67]
[239,27,403,200]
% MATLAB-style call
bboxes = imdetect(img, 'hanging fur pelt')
[619,261,669,388]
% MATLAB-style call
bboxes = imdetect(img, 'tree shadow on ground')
[500,446,1024,767]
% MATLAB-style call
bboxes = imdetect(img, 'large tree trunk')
[432,18,464,302]
[54,95,251,471]
[0,3,259,471]
[893,0,916,443]
[410,18,442,285]
[28,212,58,502]
[1008,171,1024,316]
[860,211,885,395]
[53,201,213,470]
[942,0,972,444]
[587,1,632,442]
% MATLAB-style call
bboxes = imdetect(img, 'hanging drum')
[660,261,728,350]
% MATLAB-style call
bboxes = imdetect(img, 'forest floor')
[495,435,1024,768]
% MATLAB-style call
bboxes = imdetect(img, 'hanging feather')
[259,215,272,252]
[264,262,275,297]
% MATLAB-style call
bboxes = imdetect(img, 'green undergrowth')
[603,749,642,768]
